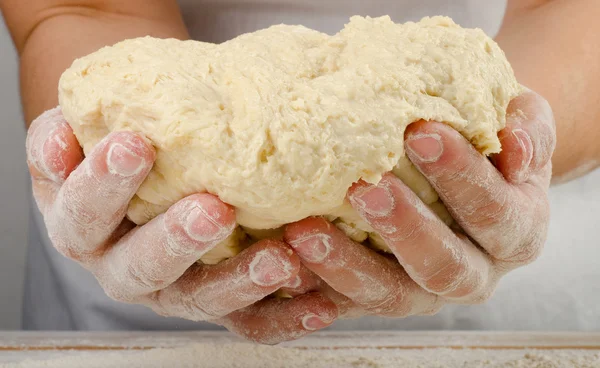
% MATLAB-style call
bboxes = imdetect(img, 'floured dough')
[58,16,521,263]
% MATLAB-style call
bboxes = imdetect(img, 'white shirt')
[23,0,600,331]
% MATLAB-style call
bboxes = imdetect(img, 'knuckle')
[181,297,220,321]
[99,279,133,303]
[124,260,168,292]
[55,196,112,248]
[49,234,81,261]
[94,263,144,304]
[467,281,497,304]
[466,193,539,261]
[47,225,93,264]
[423,256,472,296]
[153,289,218,322]
[167,275,225,321]
[62,192,101,229]
[364,284,412,317]
[145,293,175,318]
[499,199,549,265]
[506,236,545,266]
[466,191,509,230]
[417,296,445,316]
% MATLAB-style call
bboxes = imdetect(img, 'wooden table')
[1,331,599,366]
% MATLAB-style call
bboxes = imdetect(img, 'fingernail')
[107,143,145,177]
[40,130,69,182]
[348,184,394,217]
[27,111,70,182]
[288,234,331,263]
[185,204,228,242]
[249,250,293,287]
[512,129,533,174]
[406,133,443,163]
[302,314,332,331]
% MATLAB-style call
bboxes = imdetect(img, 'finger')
[276,265,365,318]
[46,131,155,261]
[219,293,337,345]
[347,174,493,301]
[405,121,546,262]
[278,264,324,297]
[317,283,368,318]
[152,240,300,321]
[26,107,83,182]
[94,193,236,299]
[491,89,556,183]
[26,107,83,215]
[285,217,440,316]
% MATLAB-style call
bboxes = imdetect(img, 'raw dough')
[58,16,521,263]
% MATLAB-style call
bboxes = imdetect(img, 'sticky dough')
[58,16,521,263]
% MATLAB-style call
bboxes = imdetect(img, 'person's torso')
[178,0,505,43]
[23,0,600,332]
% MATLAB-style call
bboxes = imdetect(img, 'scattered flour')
[3,343,600,368]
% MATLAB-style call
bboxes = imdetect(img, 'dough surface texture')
[59,16,521,262]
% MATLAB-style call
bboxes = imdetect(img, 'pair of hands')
[26,90,555,344]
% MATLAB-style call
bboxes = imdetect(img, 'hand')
[284,89,556,317]
[26,107,337,344]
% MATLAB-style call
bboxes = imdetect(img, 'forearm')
[0,0,189,126]
[496,0,600,182]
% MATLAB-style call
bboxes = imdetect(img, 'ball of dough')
[58,16,521,263]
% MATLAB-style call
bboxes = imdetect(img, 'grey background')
[0,14,28,330]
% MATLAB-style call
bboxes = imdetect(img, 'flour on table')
[3,343,600,368]
[58,15,521,262]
